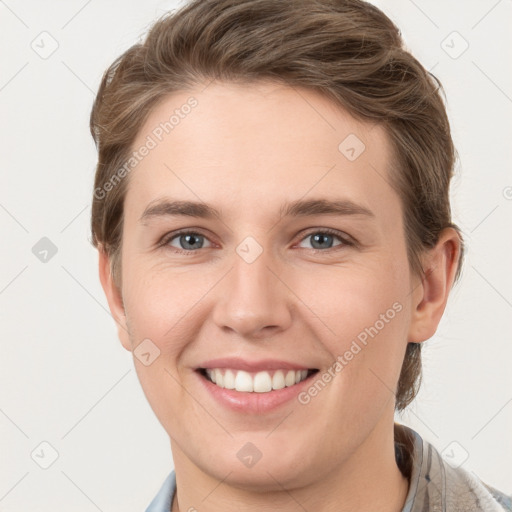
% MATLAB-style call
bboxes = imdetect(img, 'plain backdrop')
[1,0,511,510]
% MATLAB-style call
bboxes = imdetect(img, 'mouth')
[197,368,319,393]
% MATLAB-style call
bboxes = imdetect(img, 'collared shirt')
[145,424,512,512]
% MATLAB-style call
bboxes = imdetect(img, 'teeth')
[272,371,286,390]
[253,372,272,393]
[204,368,311,392]
[223,369,235,389]
[235,370,253,392]
[285,370,296,387]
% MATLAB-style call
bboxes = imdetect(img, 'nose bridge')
[212,235,290,336]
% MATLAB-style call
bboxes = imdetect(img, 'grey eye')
[168,233,211,251]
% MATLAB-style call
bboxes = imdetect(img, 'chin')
[193,440,320,492]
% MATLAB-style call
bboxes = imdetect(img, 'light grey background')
[1,0,511,510]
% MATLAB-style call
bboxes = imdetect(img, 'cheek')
[295,253,411,397]
[296,256,409,345]
[120,262,203,428]
[121,254,207,350]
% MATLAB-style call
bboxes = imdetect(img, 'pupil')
[183,234,202,249]
[312,233,332,249]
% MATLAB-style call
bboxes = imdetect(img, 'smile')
[199,368,318,393]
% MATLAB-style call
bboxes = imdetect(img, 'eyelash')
[158,228,355,255]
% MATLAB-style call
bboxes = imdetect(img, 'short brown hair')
[90,0,465,411]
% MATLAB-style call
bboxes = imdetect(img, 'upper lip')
[196,357,316,372]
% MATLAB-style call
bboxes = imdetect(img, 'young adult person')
[89,1,512,510]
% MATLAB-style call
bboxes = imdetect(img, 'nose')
[211,243,293,340]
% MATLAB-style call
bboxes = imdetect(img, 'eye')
[164,231,213,253]
[296,228,353,252]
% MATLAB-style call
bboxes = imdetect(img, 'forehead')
[125,81,399,225]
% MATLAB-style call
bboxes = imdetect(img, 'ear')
[98,247,132,352]
[408,227,462,343]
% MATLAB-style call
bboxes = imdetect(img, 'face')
[105,81,425,490]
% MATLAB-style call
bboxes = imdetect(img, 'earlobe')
[98,247,132,352]
[407,228,462,343]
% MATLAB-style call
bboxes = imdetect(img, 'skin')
[99,81,461,512]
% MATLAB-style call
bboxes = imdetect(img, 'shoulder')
[145,471,176,512]
[481,482,512,512]
[442,461,512,512]
[395,423,511,512]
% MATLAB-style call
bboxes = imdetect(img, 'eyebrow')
[139,197,375,223]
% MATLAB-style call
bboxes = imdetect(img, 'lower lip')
[197,371,316,414]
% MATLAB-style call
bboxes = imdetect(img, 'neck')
[170,419,410,512]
